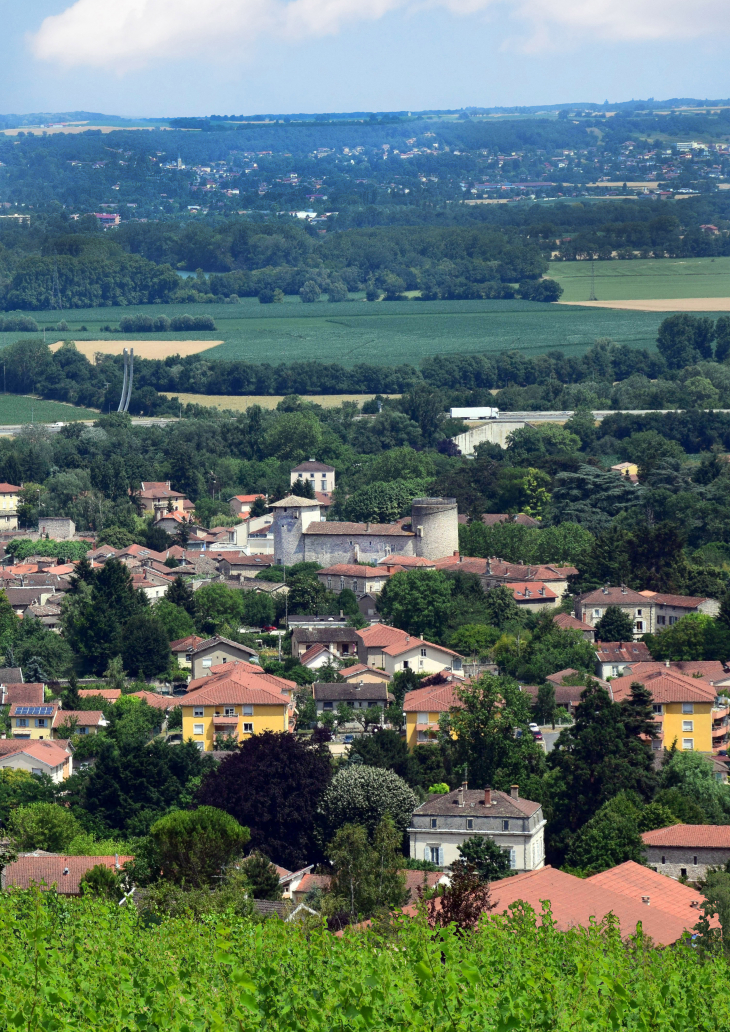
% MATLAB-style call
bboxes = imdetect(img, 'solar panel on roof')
[15,706,54,716]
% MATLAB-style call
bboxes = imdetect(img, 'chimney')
[458,781,466,806]
[641,896,650,906]
[405,636,410,643]
[453,550,459,557]
[510,785,519,800]
[602,585,609,594]
[115,854,119,870]
[665,659,670,667]
[484,786,492,805]
[459,555,463,564]
[0,685,5,706]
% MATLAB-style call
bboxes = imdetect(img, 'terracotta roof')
[291,461,335,472]
[596,642,652,662]
[413,787,540,819]
[0,483,20,492]
[579,586,652,606]
[318,564,386,578]
[507,582,557,601]
[231,494,265,503]
[608,671,716,704]
[402,683,461,713]
[546,669,610,690]
[52,710,104,728]
[588,861,716,924]
[183,676,290,707]
[300,643,333,665]
[169,635,204,652]
[646,593,710,608]
[78,689,121,701]
[293,872,331,895]
[479,866,705,945]
[341,664,391,681]
[313,682,389,702]
[622,661,720,686]
[8,702,58,717]
[376,554,435,568]
[381,636,461,659]
[0,739,72,768]
[357,624,410,648]
[435,556,573,582]
[642,824,730,849]
[1,683,44,705]
[304,522,414,537]
[129,691,179,710]
[481,513,541,527]
[519,682,583,708]
[3,855,132,894]
[553,613,594,633]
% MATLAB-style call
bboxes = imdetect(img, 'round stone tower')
[411,497,459,560]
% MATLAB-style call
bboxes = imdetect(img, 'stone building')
[38,517,75,540]
[642,825,730,881]
[271,495,458,567]
[409,784,546,871]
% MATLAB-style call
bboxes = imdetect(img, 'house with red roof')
[595,641,652,679]
[0,482,20,530]
[0,738,73,782]
[402,679,463,749]
[181,661,295,750]
[2,853,131,895]
[642,824,730,880]
[355,624,463,677]
[608,670,716,753]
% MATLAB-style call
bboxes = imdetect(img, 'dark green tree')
[377,570,453,640]
[239,851,282,900]
[656,314,715,369]
[594,605,635,643]
[564,794,645,874]
[79,863,122,899]
[121,615,171,677]
[534,682,557,728]
[150,806,249,888]
[484,585,521,629]
[457,835,511,881]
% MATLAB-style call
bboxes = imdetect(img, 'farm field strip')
[551,257,730,302]
[160,393,400,410]
[560,298,730,312]
[50,340,223,360]
[0,395,100,425]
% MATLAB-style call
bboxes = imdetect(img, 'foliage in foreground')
[2,891,730,1031]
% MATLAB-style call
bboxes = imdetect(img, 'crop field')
[552,256,730,303]
[3,289,730,368]
[49,340,222,361]
[0,395,99,425]
[161,392,400,410]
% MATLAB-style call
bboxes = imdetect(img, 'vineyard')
[3,890,728,1031]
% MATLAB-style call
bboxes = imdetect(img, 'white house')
[409,784,546,872]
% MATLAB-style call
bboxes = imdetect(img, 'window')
[31,768,42,776]
[683,739,694,751]
[657,615,666,625]
[403,660,410,669]
[421,648,427,657]
[202,659,212,668]
[694,856,698,866]
[593,609,601,617]
[195,741,205,752]
[467,818,473,830]
[635,621,644,632]
[652,704,663,714]
[681,868,687,879]
[683,703,694,714]
[323,701,333,710]
[193,707,204,717]
[430,818,437,829]
[502,820,509,831]
[661,855,666,864]
[509,848,516,869]
[36,719,45,728]
[352,580,358,592]
[243,705,253,716]
[16,719,27,727]
[327,577,332,589]
[224,707,236,717]
[669,616,678,626]
[243,723,253,733]
[682,720,694,732]
[636,609,642,616]
[418,712,429,724]
[428,846,441,864]
[419,659,424,669]
[77,727,87,735]
[193,723,204,735]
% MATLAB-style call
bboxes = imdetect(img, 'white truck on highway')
[449,407,499,420]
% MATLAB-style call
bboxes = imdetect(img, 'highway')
[0,417,178,436]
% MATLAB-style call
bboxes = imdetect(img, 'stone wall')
[303,534,416,566]
[645,845,730,880]
[412,498,459,560]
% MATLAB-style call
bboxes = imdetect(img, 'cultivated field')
[4,283,730,368]
[562,298,730,312]
[162,393,400,410]
[0,395,99,425]
[552,257,730,303]
[50,340,222,360]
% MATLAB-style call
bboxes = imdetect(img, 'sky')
[1,0,730,117]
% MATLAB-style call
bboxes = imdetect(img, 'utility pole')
[589,258,597,302]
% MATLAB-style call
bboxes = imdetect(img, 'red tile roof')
[78,688,121,701]
[52,710,104,728]
[0,739,72,769]
[608,670,716,704]
[129,691,179,710]
[507,582,557,601]
[1,683,44,706]
[304,522,413,537]
[553,612,594,633]
[579,586,649,606]
[402,683,462,713]
[3,855,132,894]
[596,642,652,662]
[626,661,727,684]
[376,554,435,568]
[318,564,386,578]
[0,483,20,492]
[341,664,391,681]
[642,824,730,849]
[357,624,409,649]
[642,593,710,608]
[588,861,716,924]
[169,635,204,652]
[300,643,332,665]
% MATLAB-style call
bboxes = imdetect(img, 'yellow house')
[9,704,58,740]
[610,461,639,479]
[181,663,295,752]
[0,482,20,531]
[609,671,715,753]
[402,680,463,751]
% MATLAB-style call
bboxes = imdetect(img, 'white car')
[528,722,540,732]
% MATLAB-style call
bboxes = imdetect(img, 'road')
[0,417,178,437]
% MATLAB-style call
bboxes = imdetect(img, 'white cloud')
[29,0,730,68]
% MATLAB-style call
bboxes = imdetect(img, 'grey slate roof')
[413,787,541,819]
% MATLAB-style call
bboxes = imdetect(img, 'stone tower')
[411,497,459,560]
[271,496,320,566]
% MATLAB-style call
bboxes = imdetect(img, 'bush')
[169,315,216,331]
[6,802,82,851]
[119,315,173,332]
[318,766,417,838]
[149,806,250,887]
[0,316,39,332]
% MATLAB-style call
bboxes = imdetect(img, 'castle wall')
[411,498,459,560]
[303,535,416,566]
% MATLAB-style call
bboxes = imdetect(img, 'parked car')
[531,730,543,742]
[528,722,540,732]
[261,625,278,632]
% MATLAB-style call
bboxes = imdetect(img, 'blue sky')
[1,0,729,116]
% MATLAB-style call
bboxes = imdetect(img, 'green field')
[0,395,99,425]
[551,257,730,302]
[2,272,730,368]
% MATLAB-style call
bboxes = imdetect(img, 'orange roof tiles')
[3,855,132,894]
[608,670,716,703]
[642,824,730,849]
[402,683,462,713]
[588,861,716,924]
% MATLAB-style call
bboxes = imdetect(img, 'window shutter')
[439,846,444,866]
[424,846,430,862]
